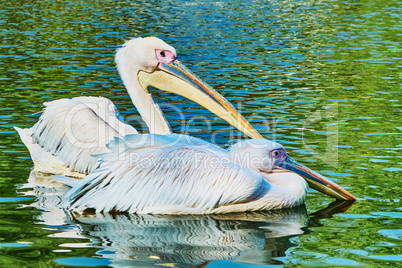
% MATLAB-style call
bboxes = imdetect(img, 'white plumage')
[56,134,308,214]
[32,97,137,173]
[15,97,137,177]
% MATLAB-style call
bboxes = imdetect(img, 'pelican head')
[230,139,356,200]
[115,37,262,138]
[115,37,177,74]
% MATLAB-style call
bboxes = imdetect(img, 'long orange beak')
[276,156,356,200]
[137,60,263,139]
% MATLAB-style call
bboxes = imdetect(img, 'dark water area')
[0,0,400,267]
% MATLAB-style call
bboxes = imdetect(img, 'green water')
[0,0,400,267]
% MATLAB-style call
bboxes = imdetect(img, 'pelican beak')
[137,60,263,139]
[275,156,356,200]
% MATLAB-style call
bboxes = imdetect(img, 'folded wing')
[31,97,137,174]
[63,134,265,214]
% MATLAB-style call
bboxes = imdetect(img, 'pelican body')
[16,37,355,214]
[56,134,355,214]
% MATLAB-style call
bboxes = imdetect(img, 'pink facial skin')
[155,49,177,63]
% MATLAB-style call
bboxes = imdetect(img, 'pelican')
[15,37,263,177]
[55,133,355,214]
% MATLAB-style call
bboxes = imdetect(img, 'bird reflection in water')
[19,171,354,267]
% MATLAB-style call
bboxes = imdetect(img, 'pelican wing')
[72,96,127,124]
[63,134,265,214]
[32,97,137,174]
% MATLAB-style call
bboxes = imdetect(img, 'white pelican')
[15,37,263,177]
[55,133,356,214]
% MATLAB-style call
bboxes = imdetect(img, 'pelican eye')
[270,148,287,162]
[160,51,166,57]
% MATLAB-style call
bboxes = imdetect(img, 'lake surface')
[0,0,401,267]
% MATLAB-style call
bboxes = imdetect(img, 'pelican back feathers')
[30,97,137,175]
[63,134,266,214]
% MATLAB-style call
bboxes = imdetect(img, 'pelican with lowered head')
[56,133,356,214]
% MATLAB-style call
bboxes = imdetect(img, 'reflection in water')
[20,171,353,267]
[20,171,70,226]
[71,210,307,266]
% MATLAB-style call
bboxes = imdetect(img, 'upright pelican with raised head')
[15,37,262,177]
[16,37,355,213]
